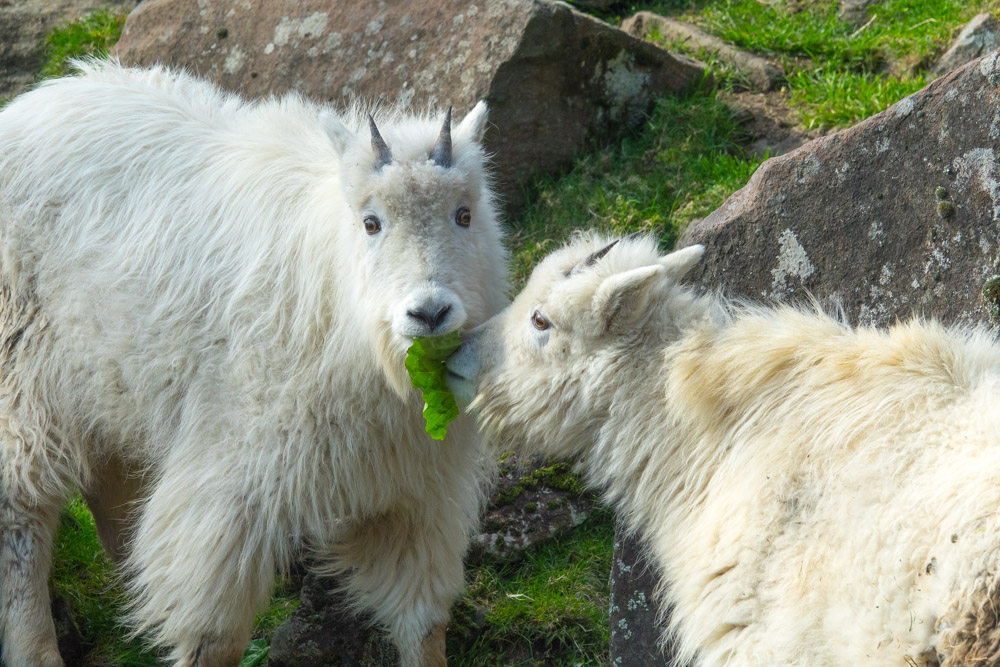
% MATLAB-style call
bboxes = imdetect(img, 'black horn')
[369,114,393,170]
[431,106,452,168]
[567,238,621,276]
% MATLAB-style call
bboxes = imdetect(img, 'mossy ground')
[35,1,990,664]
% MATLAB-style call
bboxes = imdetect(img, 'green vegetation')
[511,90,761,286]
[41,9,128,79]
[451,509,616,666]
[631,0,990,129]
[405,332,463,439]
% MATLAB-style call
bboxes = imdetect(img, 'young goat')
[0,60,507,666]
[447,233,1000,666]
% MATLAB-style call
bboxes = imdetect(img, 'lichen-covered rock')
[0,0,134,100]
[608,528,678,666]
[613,47,1000,667]
[932,13,1000,76]
[468,453,595,564]
[681,49,1000,329]
[113,0,705,211]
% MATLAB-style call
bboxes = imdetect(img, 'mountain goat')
[0,60,507,667]
[447,233,1000,666]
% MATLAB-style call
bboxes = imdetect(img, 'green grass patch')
[629,0,992,129]
[788,64,927,129]
[41,9,128,79]
[509,89,762,287]
[51,496,160,666]
[453,509,615,666]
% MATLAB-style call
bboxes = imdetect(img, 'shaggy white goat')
[447,233,1000,666]
[0,60,507,667]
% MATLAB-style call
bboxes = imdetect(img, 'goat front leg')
[322,507,469,667]
[125,456,276,666]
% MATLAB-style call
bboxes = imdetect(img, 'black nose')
[407,305,452,331]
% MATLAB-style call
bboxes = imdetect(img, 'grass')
[630,0,992,129]
[41,8,128,79]
[453,509,616,666]
[510,89,762,286]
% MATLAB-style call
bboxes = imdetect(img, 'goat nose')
[407,305,452,331]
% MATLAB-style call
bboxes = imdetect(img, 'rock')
[113,0,706,212]
[613,47,1000,667]
[267,573,398,667]
[622,11,783,92]
[51,593,86,665]
[718,90,814,158]
[681,50,1000,329]
[468,453,595,564]
[839,0,883,26]
[0,0,134,101]
[932,14,1000,76]
[608,527,678,666]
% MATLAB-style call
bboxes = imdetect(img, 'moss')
[523,502,538,513]
[982,276,1000,326]
[934,186,949,200]
[41,9,128,79]
[494,461,591,507]
[936,201,954,219]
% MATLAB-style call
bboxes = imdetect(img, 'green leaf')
[405,331,462,440]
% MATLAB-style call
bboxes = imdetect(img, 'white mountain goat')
[0,60,507,667]
[447,232,1000,666]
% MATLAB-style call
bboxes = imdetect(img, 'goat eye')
[531,310,550,331]
[363,215,381,235]
[455,207,472,228]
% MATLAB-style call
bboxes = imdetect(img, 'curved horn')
[368,114,393,170]
[567,238,621,277]
[431,106,452,168]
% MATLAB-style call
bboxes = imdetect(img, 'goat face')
[323,103,507,397]
[447,234,703,454]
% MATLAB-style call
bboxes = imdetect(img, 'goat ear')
[456,100,489,143]
[319,110,353,156]
[593,264,664,329]
[659,244,704,282]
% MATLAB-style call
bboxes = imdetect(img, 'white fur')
[0,60,507,667]
[449,232,1000,666]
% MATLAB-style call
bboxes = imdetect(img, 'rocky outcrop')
[113,0,706,211]
[933,13,1000,76]
[622,11,784,91]
[611,48,1000,666]
[683,49,1000,328]
[0,0,133,100]
[469,453,595,564]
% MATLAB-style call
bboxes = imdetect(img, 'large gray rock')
[932,13,1000,76]
[611,48,1000,666]
[0,0,134,100]
[113,0,706,211]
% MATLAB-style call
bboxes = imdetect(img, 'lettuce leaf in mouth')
[404,331,462,440]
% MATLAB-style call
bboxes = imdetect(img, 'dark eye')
[455,207,472,228]
[531,310,550,331]
[363,214,381,235]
